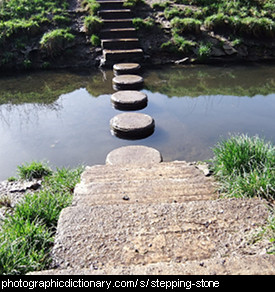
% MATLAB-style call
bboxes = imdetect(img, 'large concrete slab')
[51,198,273,272]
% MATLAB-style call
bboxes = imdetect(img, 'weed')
[211,134,275,200]
[17,161,52,180]
[40,29,75,56]
[0,163,83,275]
[90,34,100,46]
[171,17,202,34]
[197,41,212,61]
[132,17,155,31]
[84,15,103,35]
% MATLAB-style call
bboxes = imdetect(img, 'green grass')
[211,134,275,253]
[211,134,275,200]
[40,28,75,57]
[84,15,103,35]
[0,162,83,275]
[17,161,53,180]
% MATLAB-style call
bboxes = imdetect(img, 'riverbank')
[0,0,274,72]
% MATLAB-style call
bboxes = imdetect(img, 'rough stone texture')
[111,90,147,110]
[106,145,162,165]
[72,162,215,206]
[51,198,274,273]
[112,74,144,90]
[30,162,275,275]
[110,112,154,139]
[113,63,141,75]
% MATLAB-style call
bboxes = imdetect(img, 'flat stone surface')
[105,145,162,165]
[50,198,273,272]
[110,112,154,139]
[72,162,215,206]
[111,90,147,110]
[112,74,144,90]
[113,63,141,75]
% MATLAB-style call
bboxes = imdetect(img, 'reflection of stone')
[106,145,162,165]
[110,112,155,139]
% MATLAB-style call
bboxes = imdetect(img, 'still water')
[0,64,274,180]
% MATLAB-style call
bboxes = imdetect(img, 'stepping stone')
[112,74,144,90]
[113,63,141,75]
[111,90,147,110]
[110,112,154,139]
[105,145,162,165]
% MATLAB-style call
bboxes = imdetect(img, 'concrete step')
[49,198,272,272]
[100,27,137,39]
[97,0,125,10]
[101,38,140,50]
[73,162,215,206]
[103,19,133,29]
[103,48,143,64]
[98,9,132,19]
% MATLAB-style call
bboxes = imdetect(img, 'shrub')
[40,29,75,56]
[90,34,100,46]
[81,0,100,15]
[132,17,155,31]
[171,17,202,34]
[197,41,212,60]
[84,15,103,35]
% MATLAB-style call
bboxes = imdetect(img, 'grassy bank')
[135,0,275,63]
[211,134,275,253]
[0,162,83,275]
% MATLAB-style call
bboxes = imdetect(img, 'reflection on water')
[0,64,274,180]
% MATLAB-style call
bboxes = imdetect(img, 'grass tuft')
[211,134,275,200]
[0,162,83,275]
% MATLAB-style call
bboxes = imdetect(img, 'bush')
[171,17,202,34]
[40,29,75,56]
[84,15,103,35]
[90,34,100,46]
[211,134,275,199]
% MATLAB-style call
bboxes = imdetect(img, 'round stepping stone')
[106,145,162,165]
[111,90,148,110]
[112,74,144,91]
[110,112,155,139]
[113,63,141,75]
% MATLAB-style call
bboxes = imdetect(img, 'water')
[0,64,274,180]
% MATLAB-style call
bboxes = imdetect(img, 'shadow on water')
[0,64,274,180]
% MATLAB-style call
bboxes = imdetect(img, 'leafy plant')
[211,134,275,200]
[40,29,75,56]
[17,161,52,180]
[84,15,103,35]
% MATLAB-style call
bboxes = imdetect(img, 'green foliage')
[123,0,145,8]
[132,17,155,30]
[162,34,196,54]
[84,15,103,35]
[211,134,275,199]
[171,17,202,34]
[197,41,212,61]
[0,163,83,275]
[81,0,100,15]
[90,34,100,46]
[17,161,52,180]
[0,0,70,39]
[40,29,75,56]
